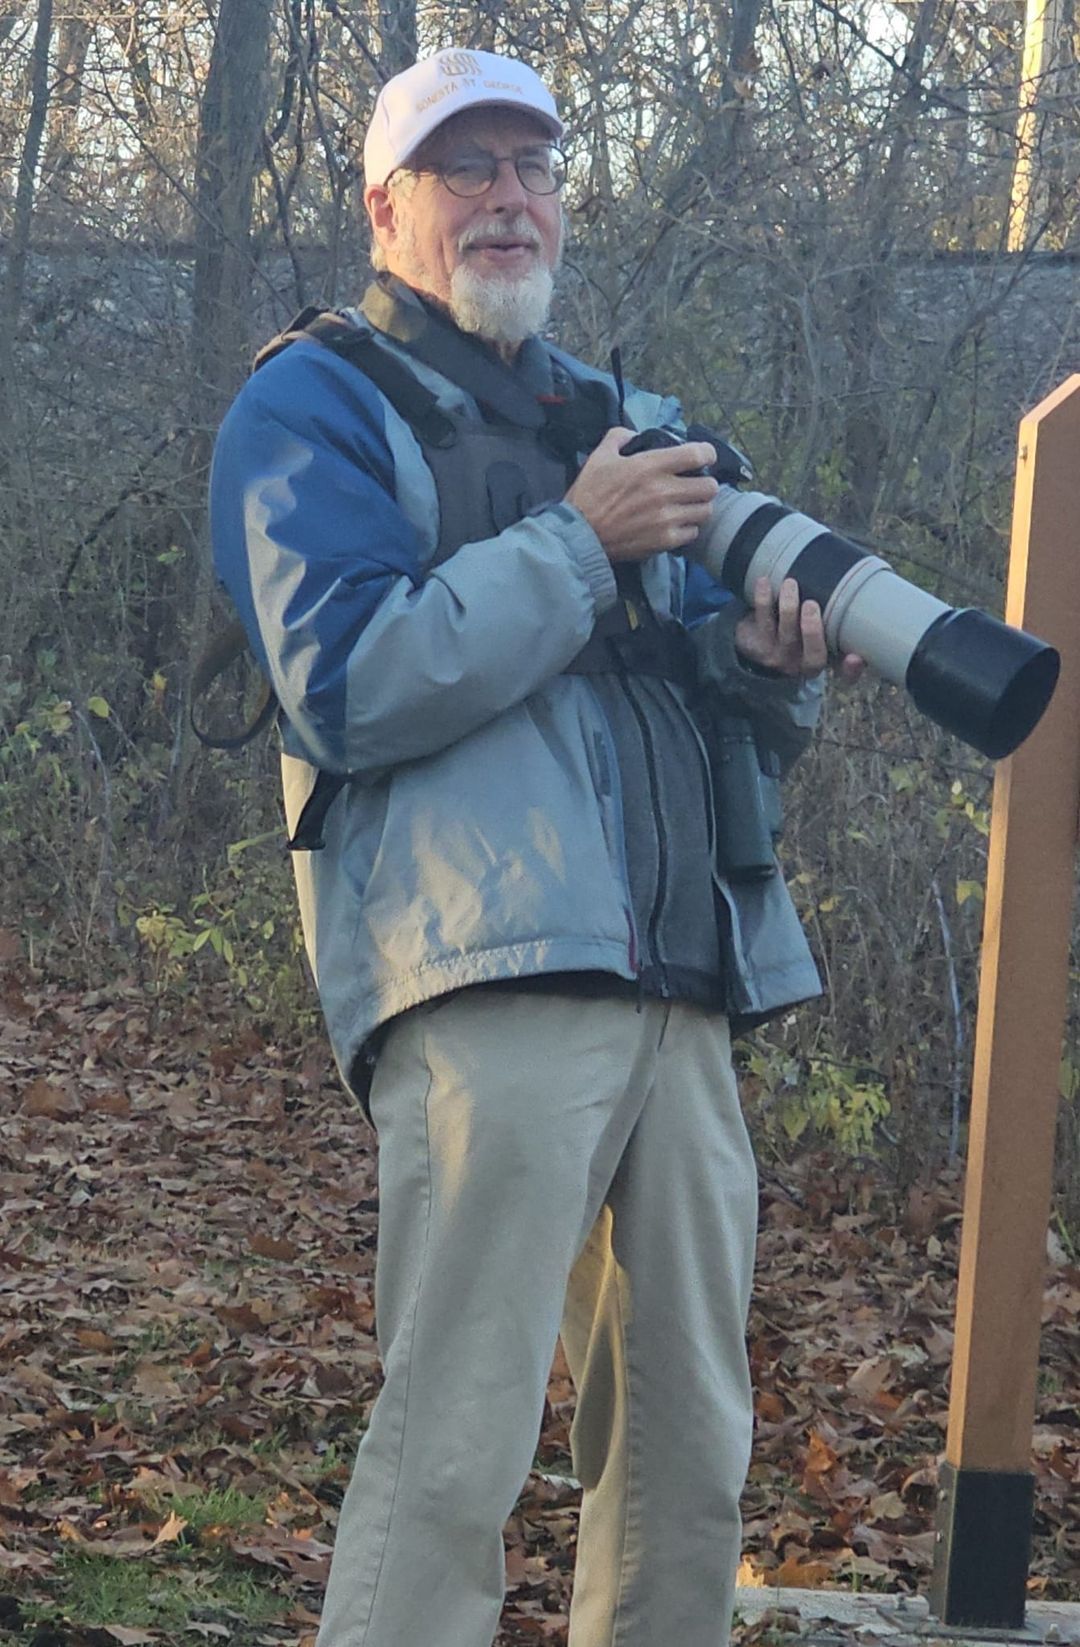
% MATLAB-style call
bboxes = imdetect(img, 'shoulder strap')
[251,303,335,370]
[193,309,458,765]
[255,305,458,448]
[189,620,276,751]
[360,279,549,433]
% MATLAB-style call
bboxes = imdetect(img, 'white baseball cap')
[363,49,564,187]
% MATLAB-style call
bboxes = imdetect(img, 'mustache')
[457,216,542,251]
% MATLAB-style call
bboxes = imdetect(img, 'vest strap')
[256,308,460,449]
[287,770,347,852]
[564,618,698,690]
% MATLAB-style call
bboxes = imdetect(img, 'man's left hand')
[734,576,865,682]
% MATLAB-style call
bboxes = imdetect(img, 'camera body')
[620,423,754,489]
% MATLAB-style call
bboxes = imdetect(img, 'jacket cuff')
[695,601,824,706]
[539,502,619,614]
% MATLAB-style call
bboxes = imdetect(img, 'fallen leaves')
[737,1165,1080,1597]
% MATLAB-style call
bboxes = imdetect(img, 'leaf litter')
[0,973,1077,1645]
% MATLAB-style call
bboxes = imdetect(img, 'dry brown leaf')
[0,1468,36,1506]
[846,1355,894,1401]
[250,1233,299,1261]
[85,1092,132,1118]
[867,1489,906,1521]
[150,1509,187,1547]
[21,1077,82,1120]
[76,1328,116,1352]
[803,1430,838,1478]
[772,1557,836,1588]
[132,1360,183,1401]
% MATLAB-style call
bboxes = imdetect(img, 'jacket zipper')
[618,672,669,995]
[592,724,640,976]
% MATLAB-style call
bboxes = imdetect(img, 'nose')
[486,157,528,213]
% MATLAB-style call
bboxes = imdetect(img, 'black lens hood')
[906,609,1060,760]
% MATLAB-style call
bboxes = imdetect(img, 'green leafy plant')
[742,1037,891,1155]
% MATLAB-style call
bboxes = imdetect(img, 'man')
[211,48,860,1647]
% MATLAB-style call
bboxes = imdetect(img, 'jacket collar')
[361,275,554,431]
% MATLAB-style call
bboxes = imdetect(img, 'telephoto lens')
[695,486,1058,759]
[621,425,1060,760]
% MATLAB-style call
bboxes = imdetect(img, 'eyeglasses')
[405,145,568,198]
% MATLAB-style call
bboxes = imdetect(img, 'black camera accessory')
[620,423,754,490]
[704,713,781,882]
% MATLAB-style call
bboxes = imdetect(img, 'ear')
[365,184,397,255]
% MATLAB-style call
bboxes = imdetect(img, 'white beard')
[448,261,554,346]
[392,209,559,347]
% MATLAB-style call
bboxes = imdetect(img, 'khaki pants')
[316,991,757,1647]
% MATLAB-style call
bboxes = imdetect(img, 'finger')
[604,426,637,453]
[752,575,777,639]
[658,519,704,550]
[775,578,802,657]
[838,652,866,683]
[635,439,718,476]
[663,506,714,541]
[668,475,721,505]
[670,496,719,526]
[799,599,829,674]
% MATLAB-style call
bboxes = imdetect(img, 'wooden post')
[930,377,1080,1628]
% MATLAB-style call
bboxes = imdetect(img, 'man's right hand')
[564,427,720,562]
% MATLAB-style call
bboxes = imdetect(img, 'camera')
[622,425,1059,760]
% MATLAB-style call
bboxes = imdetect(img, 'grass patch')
[155,1485,271,1534]
[37,1551,284,1631]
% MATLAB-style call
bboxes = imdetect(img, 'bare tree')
[0,0,53,452]
[379,0,416,78]
[1008,0,1067,250]
[169,0,276,817]
[43,10,91,184]
[190,0,277,430]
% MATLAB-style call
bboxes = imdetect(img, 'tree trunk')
[837,0,941,525]
[717,0,767,169]
[0,0,54,467]
[1008,0,1066,250]
[111,10,157,131]
[44,14,91,183]
[190,0,276,434]
[169,0,275,827]
[379,0,416,79]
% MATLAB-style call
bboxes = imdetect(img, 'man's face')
[365,108,564,346]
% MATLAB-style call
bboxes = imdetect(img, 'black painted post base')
[930,1461,1035,1630]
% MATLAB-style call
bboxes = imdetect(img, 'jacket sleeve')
[684,563,823,779]
[210,341,617,777]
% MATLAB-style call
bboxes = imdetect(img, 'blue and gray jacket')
[209,278,822,1100]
